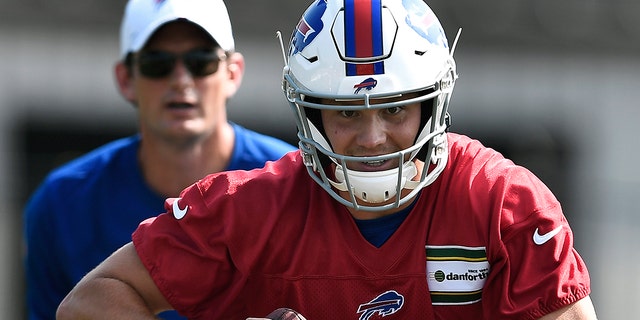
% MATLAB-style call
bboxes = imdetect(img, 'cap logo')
[353,77,378,94]
[290,0,327,55]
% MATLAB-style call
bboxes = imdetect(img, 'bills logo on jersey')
[402,0,448,49]
[353,77,378,94]
[356,290,404,320]
[290,0,327,55]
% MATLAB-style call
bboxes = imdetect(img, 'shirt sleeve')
[483,168,591,319]
[132,182,238,319]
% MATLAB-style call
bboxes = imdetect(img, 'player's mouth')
[363,159,385,167]
[348,159,393,172]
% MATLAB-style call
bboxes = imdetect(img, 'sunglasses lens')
[184,50,223,77]
[136,49,224,79]
[137,51,175,78]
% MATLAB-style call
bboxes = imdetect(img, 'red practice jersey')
[133,133,590,319]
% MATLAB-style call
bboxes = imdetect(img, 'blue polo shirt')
[24,123,296,320]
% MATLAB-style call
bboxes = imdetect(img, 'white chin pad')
[332,162,418,203]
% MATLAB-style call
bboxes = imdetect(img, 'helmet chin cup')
[331,162,418,204]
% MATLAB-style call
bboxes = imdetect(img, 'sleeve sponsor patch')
[426,245,490,305]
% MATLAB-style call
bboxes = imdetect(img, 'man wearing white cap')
[23,0,296,319]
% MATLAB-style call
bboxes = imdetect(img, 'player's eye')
[339,110,358,118]
[385,106,403,115]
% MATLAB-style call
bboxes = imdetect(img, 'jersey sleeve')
[483,167,591,319]
[132,181,237,319]
[132,155,303,318]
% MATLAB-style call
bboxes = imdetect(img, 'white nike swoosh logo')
[172,198,188,220]
[533,226,563,245]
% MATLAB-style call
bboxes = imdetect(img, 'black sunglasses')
[135,48,227,78]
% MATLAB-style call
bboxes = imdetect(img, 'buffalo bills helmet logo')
[357,290,404,320]
[353,77,378,94]
[290,0,327,55]
[402,0,448,48]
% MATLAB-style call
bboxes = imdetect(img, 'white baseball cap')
[120,0,235,58]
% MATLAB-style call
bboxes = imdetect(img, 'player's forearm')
[56,277,160,320]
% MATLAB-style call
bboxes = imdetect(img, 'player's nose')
[356,115,388,149]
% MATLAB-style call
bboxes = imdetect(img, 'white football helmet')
[281,0,459,211]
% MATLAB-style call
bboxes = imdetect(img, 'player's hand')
[246,307,307,320]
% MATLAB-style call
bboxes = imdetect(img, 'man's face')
[128,20,235,144]
[320,95,422,172]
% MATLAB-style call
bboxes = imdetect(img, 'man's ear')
[224,52,245,98]
[114,61,137,104]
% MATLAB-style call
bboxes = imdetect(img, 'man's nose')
[356,116,387,149]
